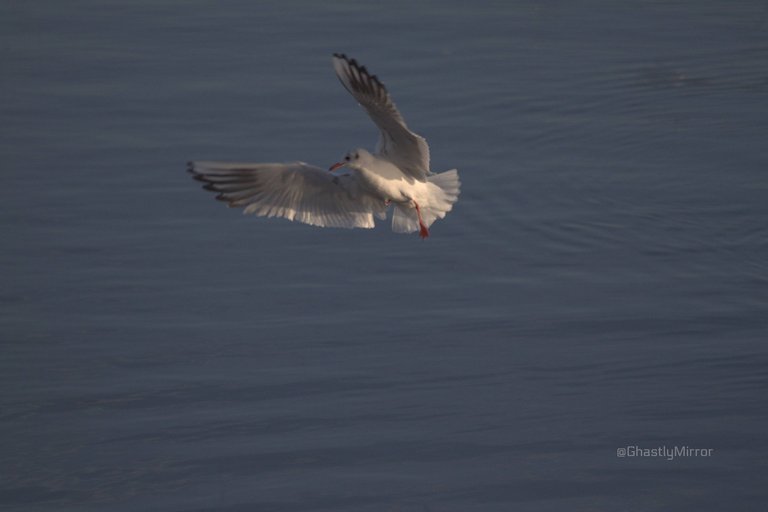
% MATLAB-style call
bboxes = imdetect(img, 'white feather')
[332,53,431,180]
[188,161,386,229]
[391,169,461,233]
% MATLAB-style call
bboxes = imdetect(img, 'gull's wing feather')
[332,53,430,181]
[189,161,387,228]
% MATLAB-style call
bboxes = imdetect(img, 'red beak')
[328,162,344,172]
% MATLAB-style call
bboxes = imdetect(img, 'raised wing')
[332,53,430,180]
[189,161,387,229]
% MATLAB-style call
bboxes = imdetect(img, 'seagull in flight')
[188,53,460,238]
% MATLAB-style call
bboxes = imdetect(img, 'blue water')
[2,1,767,510]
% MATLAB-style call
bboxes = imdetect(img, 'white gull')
[188,53,460,239]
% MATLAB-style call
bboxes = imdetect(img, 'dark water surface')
[2,1,767,510]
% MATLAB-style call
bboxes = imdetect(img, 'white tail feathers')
[391,169,461,233]
[391,206,419,233]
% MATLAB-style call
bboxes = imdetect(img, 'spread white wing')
[189,161,387,228]
[332,53,430,181]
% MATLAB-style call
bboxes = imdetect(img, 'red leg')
[414,202,429,239]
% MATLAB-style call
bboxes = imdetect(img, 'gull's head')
[329,148,371,171]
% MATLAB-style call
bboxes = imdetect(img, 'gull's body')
[189,53,460,238]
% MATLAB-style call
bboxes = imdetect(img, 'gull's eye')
[344,155,350,161]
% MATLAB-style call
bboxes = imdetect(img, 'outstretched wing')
[189,161,387,229]
[332,53,430,180]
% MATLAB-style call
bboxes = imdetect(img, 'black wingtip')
[334,53,384,92]
[334,53,362,71]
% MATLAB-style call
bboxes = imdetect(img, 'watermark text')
[616,445,714,461]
